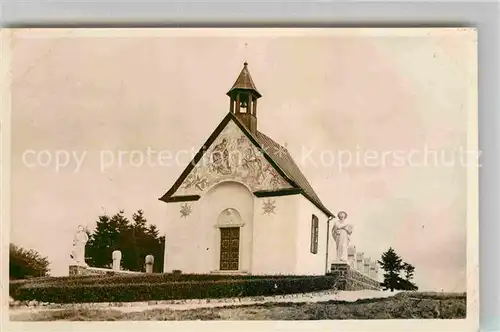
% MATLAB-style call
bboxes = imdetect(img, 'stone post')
[363,257,371,276]
[145,255,154,273]
[347,245,356,268]
[370,261,378,279]
[356,252,364,272]
[374,263,379,281]
[112,250,122,271]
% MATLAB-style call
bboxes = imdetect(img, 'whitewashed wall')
[164,200,201,273]
[294,198,329,275]
[251,195,300,275]
[163,180,254,273]
[164,181,332,276]
[201,181,254,273]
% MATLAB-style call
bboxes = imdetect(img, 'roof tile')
[255,131,333,218]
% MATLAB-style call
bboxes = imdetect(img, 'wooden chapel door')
[220,227,240,270]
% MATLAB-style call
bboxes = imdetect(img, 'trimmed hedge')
[13,276,339,303]
[11,273,316,291]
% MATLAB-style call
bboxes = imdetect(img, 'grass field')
[10,292,466,321]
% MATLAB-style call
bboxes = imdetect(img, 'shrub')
[10,279,31,296]
[10,244,50,280]
[11,273,314,290]
[14,276,339,303]
[395,291,466,300]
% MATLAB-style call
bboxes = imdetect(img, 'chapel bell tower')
[227,62,261,134]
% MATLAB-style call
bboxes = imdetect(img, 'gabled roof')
[254,131,334,218]
[159,112,334,218]
[226,62,262,98]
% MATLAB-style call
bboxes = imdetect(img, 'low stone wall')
[328,263,381,291]
[69,265,142,276]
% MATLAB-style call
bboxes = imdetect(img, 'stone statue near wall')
[70,225,89,266]
[332,211,353,262]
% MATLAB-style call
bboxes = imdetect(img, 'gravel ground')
[10,289,401,315]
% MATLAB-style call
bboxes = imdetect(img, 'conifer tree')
[400,262,418,291]
[378,247,404,292]
[86,209,164,272]
[86,214,119,268]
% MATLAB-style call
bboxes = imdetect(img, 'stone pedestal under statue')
[329,262,381,291]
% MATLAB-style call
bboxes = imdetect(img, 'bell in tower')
[227,62,261,133]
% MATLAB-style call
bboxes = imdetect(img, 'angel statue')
[332,211,353,262]
[70,225,89,266]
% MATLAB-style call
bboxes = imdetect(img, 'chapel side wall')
[163,200,207,273]
[251,195,299,275]
[294,198,329,276]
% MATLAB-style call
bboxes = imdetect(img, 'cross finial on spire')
[244,42,248,64]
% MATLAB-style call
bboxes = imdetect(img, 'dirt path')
[10,290,400,316]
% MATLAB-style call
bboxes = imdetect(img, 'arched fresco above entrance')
[174,120,292,196]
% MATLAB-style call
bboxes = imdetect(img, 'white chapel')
[159,62,336,276]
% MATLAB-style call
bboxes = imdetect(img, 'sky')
[9,28,477,291]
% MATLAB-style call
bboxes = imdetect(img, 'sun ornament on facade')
[180,203,192,218]
[262,198,276,215]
